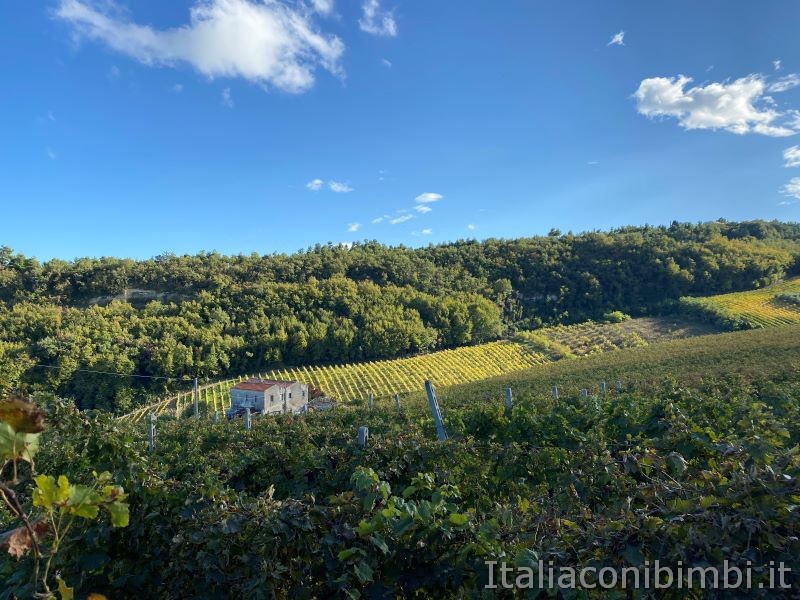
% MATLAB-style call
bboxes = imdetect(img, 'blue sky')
[2,0,800,260]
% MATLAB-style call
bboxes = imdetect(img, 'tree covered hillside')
[0,220,799,412]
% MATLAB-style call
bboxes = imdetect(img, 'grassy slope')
[395,325,800,412]
[681,276,800,327]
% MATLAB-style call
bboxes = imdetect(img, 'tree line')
[0,219,798,412]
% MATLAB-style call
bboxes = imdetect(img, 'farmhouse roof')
[233,378,298,392]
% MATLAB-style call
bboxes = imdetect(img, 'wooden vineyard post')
[213,411,220,423]
[552,385,559,400]
[580,388,588,398]
[244,407,251,430]
[424,380,448,441]
[599,381,607,394]
[148,413,156,452]
[193,378,199,417]
[368,392,374,410]
[357,426,369,449]
[394,393,401,413]
[616,379,623,392]
[505,387,513,418]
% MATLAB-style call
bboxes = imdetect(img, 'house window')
[289,393,292,399]
[302,390,306,398]
[270,395,274,403]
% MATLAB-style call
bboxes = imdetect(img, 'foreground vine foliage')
[0,395,129,599]
[2,359,799,597]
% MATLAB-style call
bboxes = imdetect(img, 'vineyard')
[5,324,800,597]
[121,316,712,422]
[680,276,800,328]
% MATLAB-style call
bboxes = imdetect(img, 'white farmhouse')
[226,378,309,418]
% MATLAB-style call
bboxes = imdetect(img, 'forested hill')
[1,219,799,412]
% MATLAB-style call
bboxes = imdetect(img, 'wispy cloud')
[467,224,476,231]
[329,181,353,193]
[306,178,325,191]
[634,74,799,137]
[414,205,432,214]
[390,214,414,225]
[415,192,443,203]
[107,64,120,79]
[608,31,625,46]
[55,0,344,94]
[587,160,599,165]
[171,83,183,93]
[784,146,800,168]
[371,215,389,224]
[412,228,433,236]
[347,222,361,232]
[311,0,334,15]
[38,110,57,124]
[221,87,234,108]
[768,74,800,93]
[783,177,800,200]
[358,0,397,37]
[774,59,783,71]
[381,58,392,68]
[46,147,57,160]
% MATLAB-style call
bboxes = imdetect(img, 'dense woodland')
[1,219,799,412]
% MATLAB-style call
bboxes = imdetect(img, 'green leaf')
[0,422,40,463]
[356,519,375,537]
[369,533,389,554]
[448,513,469,526]
[107,501,130,528]
[337,548,361,561]
[353,561,373,584]
[33,474,70,509]
[67,485,101,519]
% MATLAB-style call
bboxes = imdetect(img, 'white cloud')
[358,0,397,37]
[328,180,353,193]
[107,64,120,79]
[784,146,800,168]
[415,192,443,203]
[371,216,386,224]
[634,74,798,137]
[414,205,432,214]
[311,0,334,15]
[55,0,345,94]
[587,160,599,165]
[171,83,183,93]
[774,59,782,71]
[768,74,800,93]
[608,30,625,46]
[783,177,800,199]
[390,214,413,224]
[221,87,234,107]
[46,147,57,160]
[467,224,476,231]
[347,222,361,232]
[306,178,324,191]
[381,58,392,68]
[421,228,432,235]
